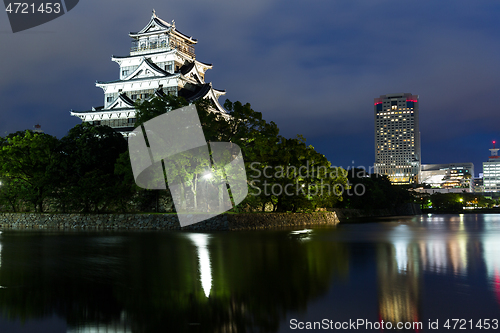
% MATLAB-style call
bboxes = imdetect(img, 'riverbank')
[0,211,340,231]
[332,203,422,222]
[422,207,500,214]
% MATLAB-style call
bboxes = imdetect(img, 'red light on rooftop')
[406,99,418,103]
[374,102,382,105]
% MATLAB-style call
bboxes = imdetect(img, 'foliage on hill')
[337,168,414,210]
[0,96,348,213]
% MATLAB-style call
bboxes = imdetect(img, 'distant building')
[374,93,421,185]
[70,11,227,136]
[483,141,500,192]
[473,177,484,193]
[413,188,469,194]
[420,163,474,192]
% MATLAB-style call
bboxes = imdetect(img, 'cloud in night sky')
[1,0,499,175]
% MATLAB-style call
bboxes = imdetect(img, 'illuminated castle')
[70,10,226,135]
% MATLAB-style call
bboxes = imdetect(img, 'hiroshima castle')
[70,11,226,135]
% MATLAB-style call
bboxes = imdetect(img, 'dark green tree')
[429,192,464,211]
[52,123,129,213]
[247,135,347,212]
[338,169,413,210]
[133,95,346,212]
[0,130,59,212]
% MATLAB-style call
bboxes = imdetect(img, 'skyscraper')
[483,141,500,192]
[374,93,421,185]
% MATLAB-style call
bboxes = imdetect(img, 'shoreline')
[0,211,340,231]
[2,206,492,231]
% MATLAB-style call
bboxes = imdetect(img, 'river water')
[0,213,499,332]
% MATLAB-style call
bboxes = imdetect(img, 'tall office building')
[483,141,500,192]
[374,93,421,185]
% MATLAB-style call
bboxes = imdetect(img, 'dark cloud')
[1,0,499,175]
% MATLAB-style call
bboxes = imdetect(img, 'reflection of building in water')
[377,226,421,328]
[420,235,468,276]
[482,216,500,304]
[418,215,468,275]
[67,311,132,333]
[483,221,500,278]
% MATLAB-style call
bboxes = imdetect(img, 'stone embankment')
[0,212,340,231]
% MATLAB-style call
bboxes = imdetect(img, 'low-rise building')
[420,163,474,192]
[483,141,500,192]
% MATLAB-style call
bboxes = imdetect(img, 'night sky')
[1,0,499,177]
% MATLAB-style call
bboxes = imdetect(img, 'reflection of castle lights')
[186,234,212,298]
[289,229,313,241]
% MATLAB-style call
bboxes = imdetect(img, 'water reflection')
[185,233,212,298]
[0,230,348,332]
[378,231,421,329]
[375,214,500,331]
[482,225,500,307]
[67,312,132,333]
[0,215,500,332]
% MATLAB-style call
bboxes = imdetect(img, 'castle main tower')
[71,11,226,135]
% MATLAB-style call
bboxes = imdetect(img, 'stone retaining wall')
[0,212,340,231]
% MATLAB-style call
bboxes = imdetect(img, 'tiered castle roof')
[71,10,226,135]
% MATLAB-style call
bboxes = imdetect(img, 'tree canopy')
[0,96,377,213]
[132,96,347,212]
